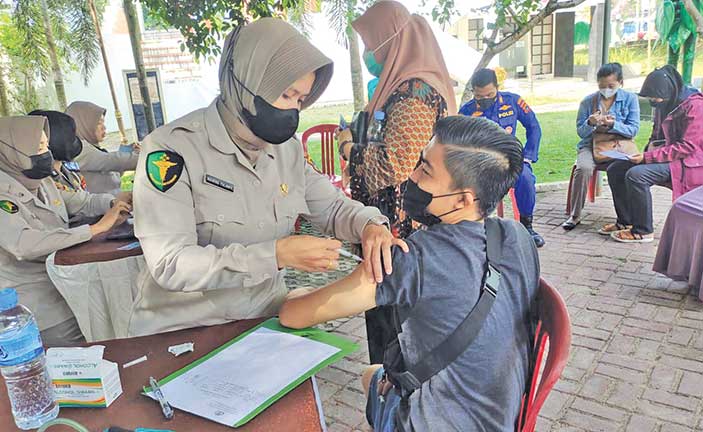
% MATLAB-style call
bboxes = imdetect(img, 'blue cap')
[0,288,17,312]
[374,111,385,121]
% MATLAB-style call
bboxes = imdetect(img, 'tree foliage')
[657,0,703,51]
[8,0,106,85]
[140,0,301,61]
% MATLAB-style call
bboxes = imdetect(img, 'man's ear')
[460,189,477,208]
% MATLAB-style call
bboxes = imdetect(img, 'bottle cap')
[0,288,18,312]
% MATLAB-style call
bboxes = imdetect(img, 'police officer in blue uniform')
[459,68,545,247]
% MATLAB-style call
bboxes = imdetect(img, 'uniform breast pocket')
[274,193,310,236]
[498,115,515,133]
[194,201,247,248]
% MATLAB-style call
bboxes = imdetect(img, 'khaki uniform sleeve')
[76,145,139,173]
[0,197,92,261]
[302,161,386,242]
[133,139,279,293]
[60,188,113,219]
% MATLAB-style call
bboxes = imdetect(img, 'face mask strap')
[0,138,32,158]
[432,190,478,200]
[229,67,259,112]
[371,18,411,55]
[427,191,479,221]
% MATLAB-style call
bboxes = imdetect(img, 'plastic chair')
[516,278,572,432]
[497,188,520,221]
[565,164,605,215]
[301,124,350,197]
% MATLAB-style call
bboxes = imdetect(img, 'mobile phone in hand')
[339,115,348,130]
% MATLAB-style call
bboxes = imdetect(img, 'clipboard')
[144,318,358,427]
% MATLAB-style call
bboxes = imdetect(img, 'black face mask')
[476,97,497,111]
[233,74,300,145]
[52,136,83,162]
[402,179,472,226]
[22,151,55,179]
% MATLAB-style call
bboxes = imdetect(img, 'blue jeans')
[366,367,402,432]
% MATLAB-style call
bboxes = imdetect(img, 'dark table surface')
[54,227,142,266]
[0,319,324,432]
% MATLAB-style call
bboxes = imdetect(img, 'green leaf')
[679,5,697,34]
[656,0,675,42]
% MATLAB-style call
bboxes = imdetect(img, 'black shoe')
[561,216,581,231]
[521,215,546,248]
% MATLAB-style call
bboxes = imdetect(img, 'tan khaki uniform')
[75,142,138,195]
[130,101,385,336]
[0,170,112,331]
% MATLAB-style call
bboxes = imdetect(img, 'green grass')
[515,110,653,183]
[575,41,703,77]
[299,108,654,183]
[121,108,654,188]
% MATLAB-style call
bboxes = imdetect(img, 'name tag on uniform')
[498,110,514,119]
[204,174,234,192]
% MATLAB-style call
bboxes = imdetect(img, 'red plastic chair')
[516,278,572,432]
[301,124,350,197]
[497,188,520,221]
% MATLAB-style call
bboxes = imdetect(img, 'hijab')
[0,116,50,193]
[216,18,334,157]
[352,1,457,115]
[65,101,106,146]
[28,110,82,162]
[637,65,703,119]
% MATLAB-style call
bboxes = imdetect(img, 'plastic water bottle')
[0,288,59,430]
[368,111,386,144]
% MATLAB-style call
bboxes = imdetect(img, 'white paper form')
[598,150,632,161]
[147,327,340,427]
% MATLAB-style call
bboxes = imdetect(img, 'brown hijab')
[217,18,334,154]
[65,101,106,146]
[352,1,457,115]
[0,116,50,193]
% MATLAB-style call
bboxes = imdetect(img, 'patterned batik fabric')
[350,78,447,239]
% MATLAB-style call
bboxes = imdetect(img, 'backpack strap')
[387,218,505,395]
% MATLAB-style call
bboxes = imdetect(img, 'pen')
[149,376,174,420]
[337,248,363,262]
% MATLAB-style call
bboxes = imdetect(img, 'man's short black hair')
[471,68,498,89]
[597,62,624,81]
[435,116,523,218]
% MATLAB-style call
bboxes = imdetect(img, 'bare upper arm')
[279,265,378,329]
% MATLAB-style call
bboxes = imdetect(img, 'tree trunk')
[23,74,38,113]
[39,0,67,110]
[460,0,588,103]
[348,27,365,111]
[0,62,10,116]
[460,48,494,104]
[124,0,156,133]
[89,0,129,144]
[682,0,703,37]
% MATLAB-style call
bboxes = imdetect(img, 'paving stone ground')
[287,184,703,432]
